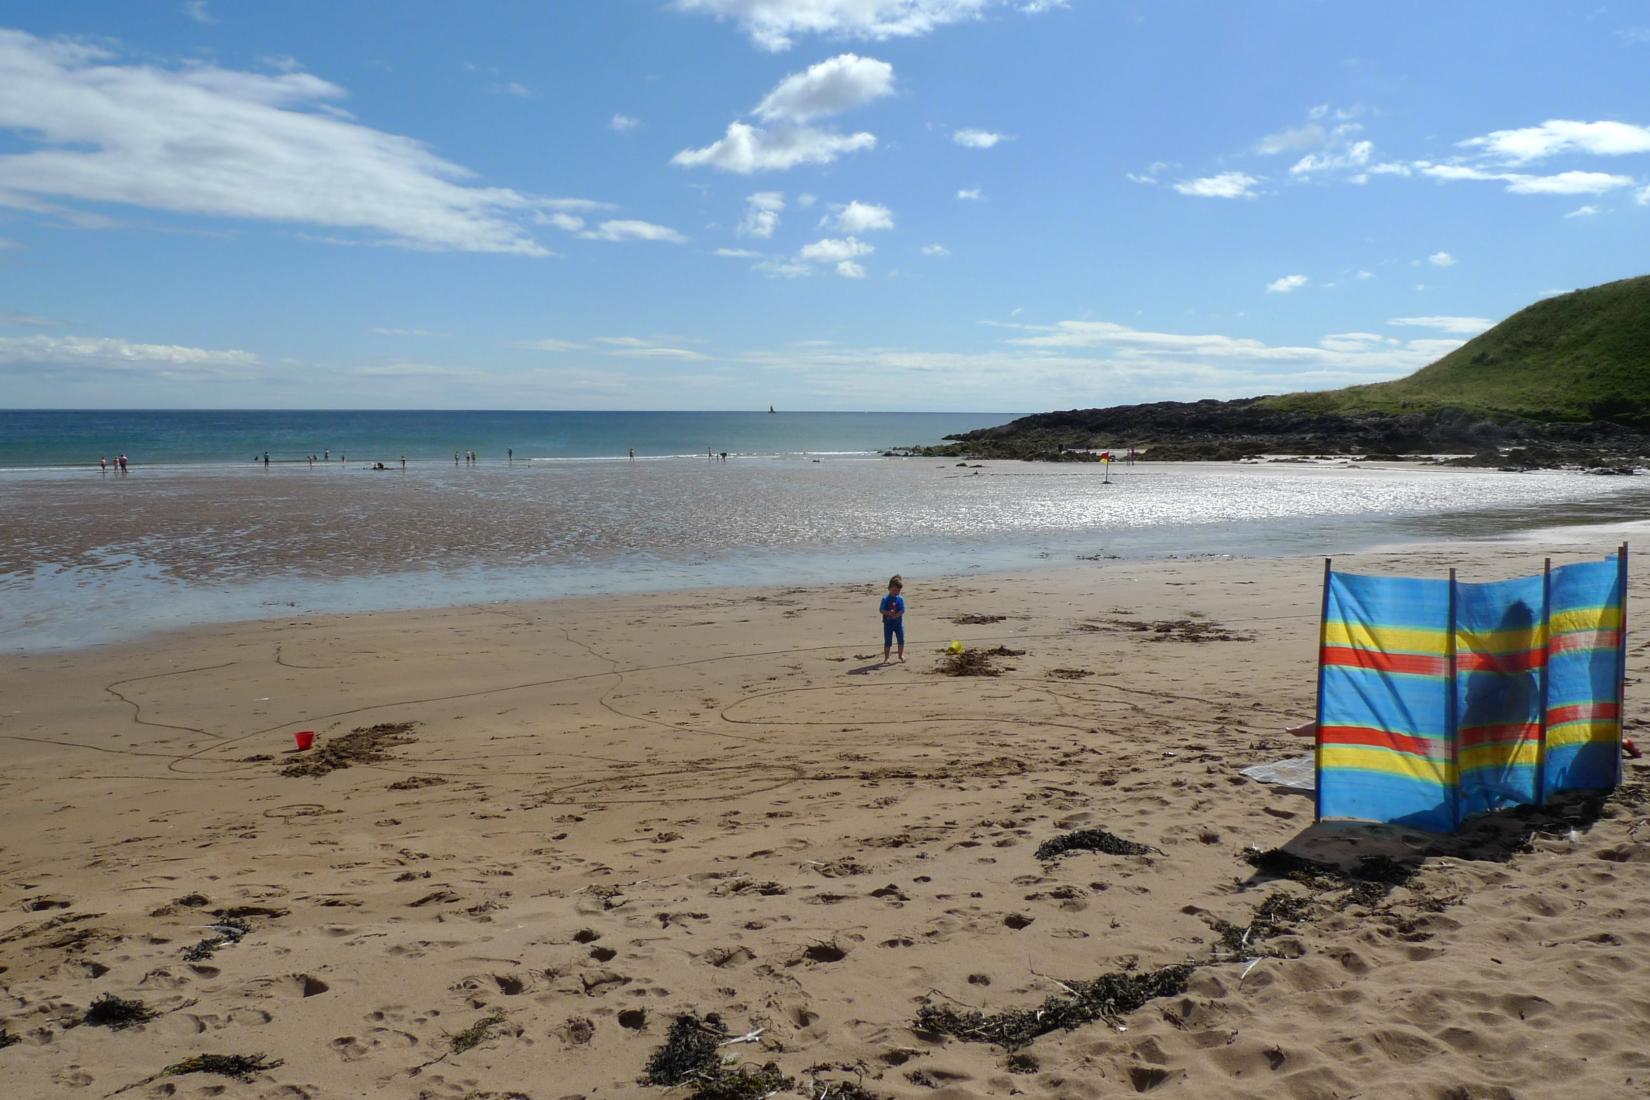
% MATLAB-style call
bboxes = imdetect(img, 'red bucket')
[294,730,316,751]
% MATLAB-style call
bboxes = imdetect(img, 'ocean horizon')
[0,409,1020,469]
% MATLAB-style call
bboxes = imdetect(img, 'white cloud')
[799,236,873,263]
[738,190,786,238]
[1460,119,1650,162]
[371,327,435,337]
[0,311,61,326]
[836,260,866,278]
[1254,122,1326,156]
[491,81,532,99]
[1356,269,1375,280]
[755,256,813,278]
[1266,274,1308,294]
[921,243,949,256]
[1416,162,1636,195]
[715,247,762,257]
[1172,171,1261,199]
[0,30,624,255]
[0,333,258,375]
[755,53,893,122]
[610,113,640,132]
[1386,316,1494,336]
[830,199,894,233]
[183,0,214,25]
[1428,250,1456,267]
[956,187,983,200]
[539,211,586,232]
[517,338,586,351]
[953,128,1004,149]
[672,121,876,173]
[1290,139,1372,175]
[672,0,1057,52]
[577,219,688,243]
[594,336,707,360]
[1565,204,1599,218]
[1638,183,1650,205]
[1368,162,1412,177]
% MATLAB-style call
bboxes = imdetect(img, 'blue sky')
[1,0,1647,411]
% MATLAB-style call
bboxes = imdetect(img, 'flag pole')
[1447,567,1460,830]
[1537,557,1551,807]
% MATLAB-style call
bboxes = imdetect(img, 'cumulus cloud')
[829,199,893,233]
[1428,251,1456,267]
[799,236,873,263]
[715,247,762,257]
[1254,122,1326,155]
[956,187,983,200]
[1386,316,1494,336]
[738,191,786,238]
[610,113,640,132]
[921,243,950,256]
[755,53,893,122]
[1172,171,1261,199]
[1266,274,1308,294]
[953,128,1004,149]
[673,122,875,172]
[1459,119,1650,162]
[577,219,688,243]
[0,30,626,255]
[1291,139,1372,175]
[675,55,888,174]
[836,260,866,278]
[183,0,214,25]
[1565,204,1599,217]
[672,0,1061,52]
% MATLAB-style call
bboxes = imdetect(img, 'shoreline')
[2,532,1646,1098]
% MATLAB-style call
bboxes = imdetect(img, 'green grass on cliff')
[1263,275,1650,424]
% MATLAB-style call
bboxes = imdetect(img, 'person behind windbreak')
[879,574,906,664]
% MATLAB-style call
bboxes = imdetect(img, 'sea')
[0,409,1010,467]
[3,409,1648,651]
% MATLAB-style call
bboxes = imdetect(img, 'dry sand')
[3,537,1649,1099]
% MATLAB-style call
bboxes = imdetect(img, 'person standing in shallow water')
[880,575,906,664]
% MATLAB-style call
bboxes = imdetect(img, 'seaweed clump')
[281,721,417,777]
[935,645,1025,678]
[0,1028,18,1049]
[914,964,1195,1050]
[643,1014,796,1100]
[450,1010,508,1054]
[163,1053,282,1080]
[82,994,154,1031]
[1035,828,1160,861]
[1212,891,1317,959]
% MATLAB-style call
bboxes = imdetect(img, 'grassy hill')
[1263,275,1650,424]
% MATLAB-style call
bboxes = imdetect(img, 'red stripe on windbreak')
[1457,649,1545,674]
[1319,725,1448,758]
[1550,629,1621,653]
[1458,723,1539,748]
[1548,702,1620,725]
[1320,647,1447,677]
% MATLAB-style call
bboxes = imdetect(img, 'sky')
[0,1,1647,411]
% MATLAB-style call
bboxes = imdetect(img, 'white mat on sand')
[1240,754,1316,791]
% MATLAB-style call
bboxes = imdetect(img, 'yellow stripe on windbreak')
[1320,746,1453,785]
[1455,626,1545,656]
[1324,621,1448,655]
[1550,606,1623,634]
[1459,742,1540,771]
[1546,719,1621,748]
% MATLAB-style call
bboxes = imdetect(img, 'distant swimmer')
[455,452,460,465]
[507,448,513,463]
[629,447,635,460]
[118,453,128,472]
[720,451,728,462]
[99,456,107,474]
[400,455,406,469]
[264,452,270,467]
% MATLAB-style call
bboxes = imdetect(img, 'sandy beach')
[3,537,1649,1099]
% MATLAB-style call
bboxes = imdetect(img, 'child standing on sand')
[880,575,906,664]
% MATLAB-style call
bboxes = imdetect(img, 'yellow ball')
[948,640,965,654]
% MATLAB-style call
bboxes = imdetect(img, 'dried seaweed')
[1212,891,1316,958]
[281,721,417,777]
[82,994,153,1030]
[1245,847,1415,889]
[0,1028,18,1049]
[934,645,1025,677]
[950,614,1006,625]
[645,1013,727,1086]
[1035,828,1160,861]
[691,1063,794,1100]
[163,1053,281,1080]
[450,1010,507,1053]
[913,964,1195,1050]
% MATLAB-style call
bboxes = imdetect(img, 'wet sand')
[2,538,1649,1098]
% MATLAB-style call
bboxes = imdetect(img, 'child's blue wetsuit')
[880,593,905,647]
